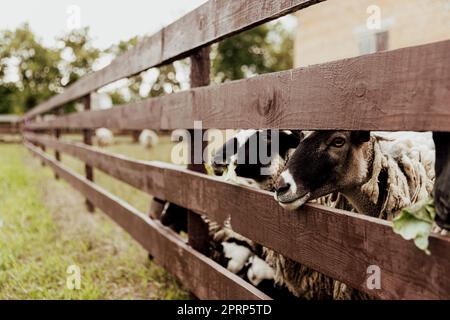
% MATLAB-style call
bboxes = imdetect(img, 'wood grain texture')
[25,142,269,300]
[23,133,450,299]
[0,127,19,134]
[26,40,450,132]
[0,123,19,134]
[23,0,324,120]
[187,46,211,255]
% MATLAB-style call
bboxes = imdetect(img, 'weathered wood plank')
[25,142,269,300]
[25,132,166,196]
[26,40,450,131]
[187,46,212,256]
[0,127,19,134]
[23,0,324,120]
[23,133,450,299]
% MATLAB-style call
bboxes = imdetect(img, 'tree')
[0,84,19,114]
[0,24,62,114]
[212,22,293,82]
[57,27,100,87]
[0,25,100,114]
[0,21,293,115]
[57,27,100,112]
[105,36,183,104]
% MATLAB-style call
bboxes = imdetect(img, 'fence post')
[187,46,211,255]
[54,109,62,180]
[132,130,140,143]
[40,128,47,167]
[83,94,95,213]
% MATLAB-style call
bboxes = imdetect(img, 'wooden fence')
[22,0,450,300]
[0,115,20,134]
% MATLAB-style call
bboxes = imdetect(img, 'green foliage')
[0,25,100,114]
[57,27,100,86]
[0,24,61,113]
[0,20,293,113]
[105,37,182,103]
[147,64,181,98]
[0,83,19,114]
[212,22,293,82]
[57,27,100,113]
[393,198,436,255]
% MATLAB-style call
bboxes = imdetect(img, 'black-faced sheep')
[210,129,363,299]
[275,131,435,220]
[210,130,307,297]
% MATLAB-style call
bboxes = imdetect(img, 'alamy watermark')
[66,5,82,31]
[366,265,381,290]
[366,5,382,30]
[66,264,81,290]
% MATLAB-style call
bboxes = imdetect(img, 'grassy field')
[0,142,188,299]
[56,135,184,213]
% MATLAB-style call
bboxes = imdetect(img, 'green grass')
[55,135,185,213]
[0,144,189,299]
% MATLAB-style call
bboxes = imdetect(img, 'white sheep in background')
[139,129,159,148]
[95,128,114,148]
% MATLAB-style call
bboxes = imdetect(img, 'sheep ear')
[283,130,303,141]
[351,131,371,144]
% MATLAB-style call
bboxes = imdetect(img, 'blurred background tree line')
[0,21,293,115]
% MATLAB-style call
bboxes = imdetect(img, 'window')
[375,31,389,52]
[355,17,394,54]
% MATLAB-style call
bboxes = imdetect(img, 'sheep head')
[274,131,371,210]
[210,130,301,188]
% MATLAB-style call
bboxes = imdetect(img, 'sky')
[0,0,208,49]
[0,0,296,101]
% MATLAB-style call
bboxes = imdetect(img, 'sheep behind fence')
[20,0,450,300]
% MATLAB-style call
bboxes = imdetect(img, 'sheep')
[433,132,450,230]
[207,216,295,298]
[211,129,301,190]
[271,130,439,298]
[139,129,159,148]
[156,176,275,291]
[210,129,363,299]
[159,202,187,233]
[95,128,114,148]
[274,131,435,220]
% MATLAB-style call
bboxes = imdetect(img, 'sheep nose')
[275,176,291,196]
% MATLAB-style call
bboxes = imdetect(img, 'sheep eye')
[331,137,346,148]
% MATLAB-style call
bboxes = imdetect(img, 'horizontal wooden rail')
[24,133,450,299]
[23,0,324,120]
[25,40,450,131]
[25,142,269,300]
[0,128,19,134]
